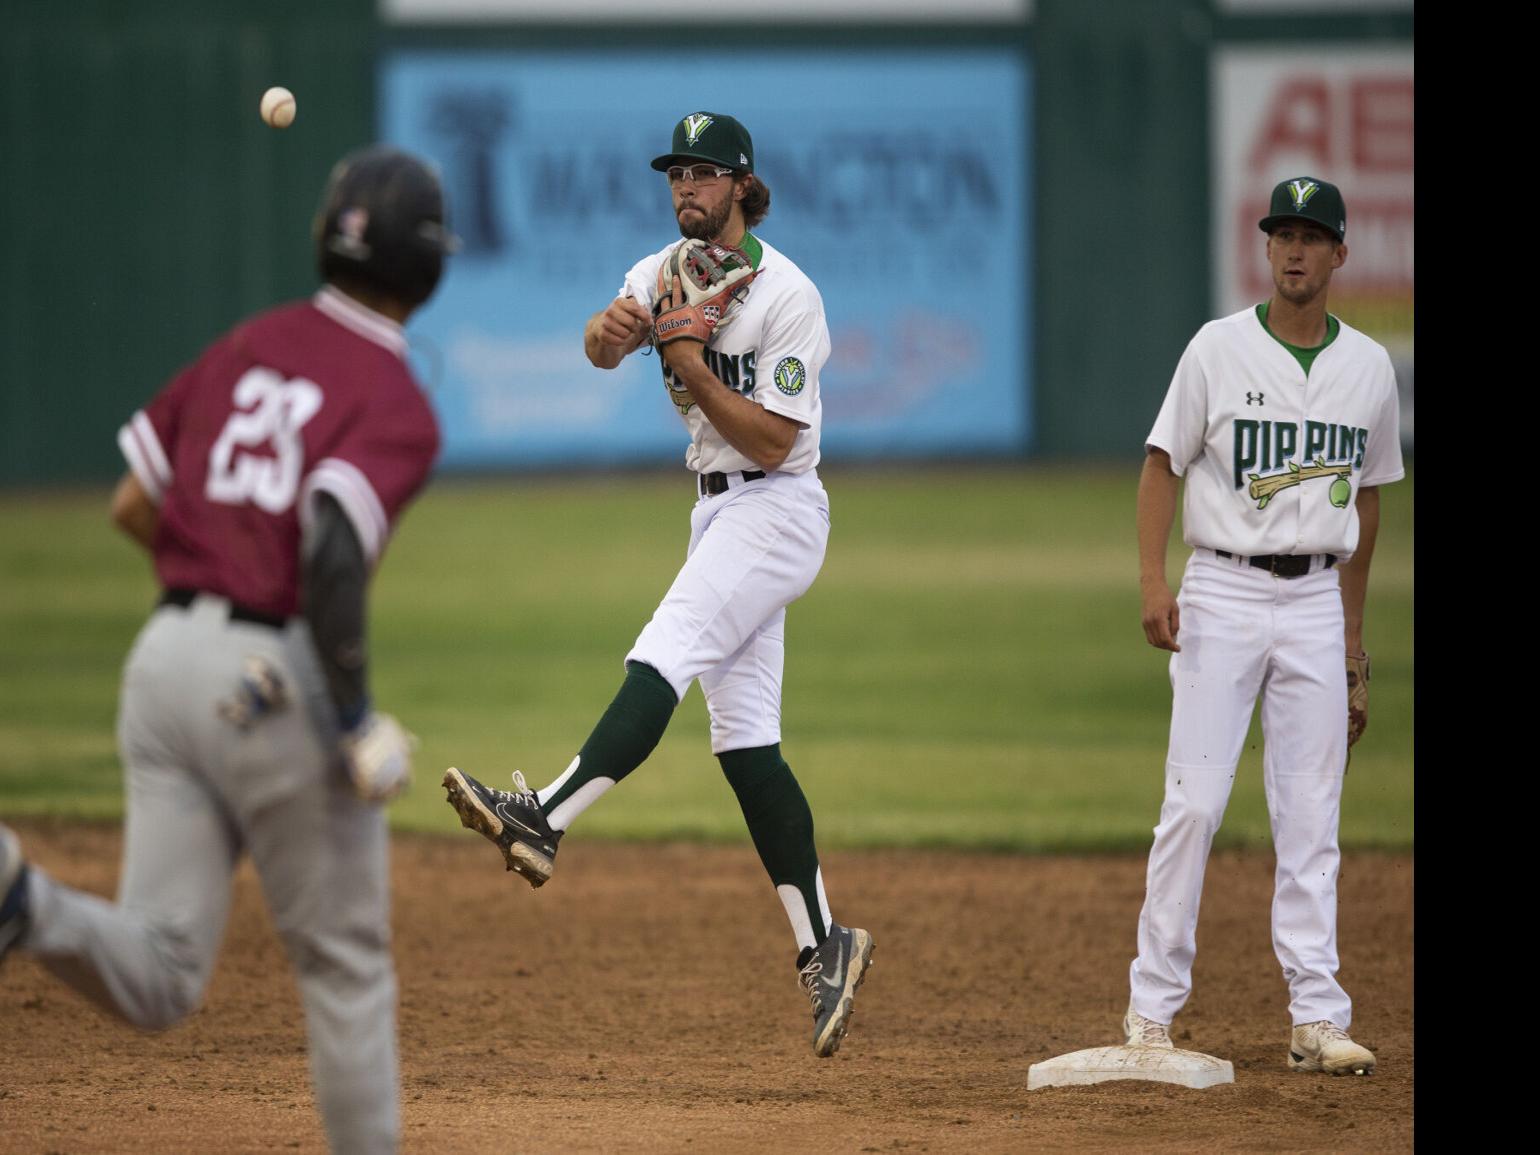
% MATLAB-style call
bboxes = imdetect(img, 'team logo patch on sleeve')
[774,357,806,397]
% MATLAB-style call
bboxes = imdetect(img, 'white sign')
[1212,46,1413,442]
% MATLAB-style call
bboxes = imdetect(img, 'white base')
[1027,1046,1235,1090]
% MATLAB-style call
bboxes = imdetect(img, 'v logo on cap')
[1287,180,1319,212]
[683,113,714,146]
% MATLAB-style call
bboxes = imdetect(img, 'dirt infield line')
[0,823,1412,1153]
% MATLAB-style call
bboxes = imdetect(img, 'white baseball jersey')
[621,234,828,475]
[1147,305,1404,560]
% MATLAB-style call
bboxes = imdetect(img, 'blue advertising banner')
[381,51,1031,469]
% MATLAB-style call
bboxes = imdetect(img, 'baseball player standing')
[0,147,454,1151]
[1120,177,1402,1074]
[442,111,874,1058]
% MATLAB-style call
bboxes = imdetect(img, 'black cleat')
[442,767,561,888]
[797,923,875,1057]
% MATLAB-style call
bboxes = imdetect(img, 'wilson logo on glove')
[651,239,759,347]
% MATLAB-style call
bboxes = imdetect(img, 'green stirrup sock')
[719,744,829,946]
[541,661,678,814]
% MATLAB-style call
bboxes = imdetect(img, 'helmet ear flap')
[315,147,457,308]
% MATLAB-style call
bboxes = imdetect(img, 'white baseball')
[260,86,297,129]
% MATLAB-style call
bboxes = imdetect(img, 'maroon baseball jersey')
[117,286,440,617]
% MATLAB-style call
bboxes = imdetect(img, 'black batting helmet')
[314,146,458,308]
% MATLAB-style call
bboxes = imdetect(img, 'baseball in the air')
[260,86,297,129]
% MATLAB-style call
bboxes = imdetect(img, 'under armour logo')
[1246,392,1265,406]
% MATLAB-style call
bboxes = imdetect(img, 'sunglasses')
[666,164,734,185]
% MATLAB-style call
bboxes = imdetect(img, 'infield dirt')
[1,822,1413,1152]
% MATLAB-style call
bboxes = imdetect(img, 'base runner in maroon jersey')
[0,146,455,1154]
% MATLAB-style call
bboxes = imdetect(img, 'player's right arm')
[584,297,653,369]
[1139,332,1213,653]
[114,357,203,553]
[109,471,158,552]
[1138,448,1182,653]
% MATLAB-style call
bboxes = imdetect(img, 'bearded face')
[679,194,734,241]
[672,173,740,243]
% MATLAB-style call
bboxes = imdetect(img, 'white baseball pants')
[627,469,829,754]
[1128,549,1353,1029]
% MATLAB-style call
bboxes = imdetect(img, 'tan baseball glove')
[1346,651,1370,748]
[339,711,418,803]
[652,239,758,346]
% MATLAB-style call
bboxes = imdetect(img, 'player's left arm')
[302,493,416,803]
[1340,355,1404,653]
[664,269,826,472]
[301,491,371,729]
[660,339,800,470]
[109,471,158,552]
[1338,485,1379,656]
[298,390,439,800]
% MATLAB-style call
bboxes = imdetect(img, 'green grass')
[0,463,1413,851]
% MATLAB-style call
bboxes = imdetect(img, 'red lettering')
[1351,78,1414,172]
[1248,78,1331,170]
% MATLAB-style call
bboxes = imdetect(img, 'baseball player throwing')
[1120,177,1402,1075]
[442,111,874,1058]
[0,146,454,1151]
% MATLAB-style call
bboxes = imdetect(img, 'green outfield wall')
[0,1,1410,485]
[0,0,375,486]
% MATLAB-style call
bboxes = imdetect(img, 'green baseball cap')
[1258,176,1346,241]
[650,111,754,173]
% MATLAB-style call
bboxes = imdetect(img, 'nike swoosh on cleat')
[821,950,846,991]
[494,803,548,841]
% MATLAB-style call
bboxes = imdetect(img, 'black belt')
[1215,551,1337,579]
[699,469,765,497]
[159,588,288,630]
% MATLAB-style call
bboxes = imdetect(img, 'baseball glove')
[339,710,417,803]
[217,655,289,731]
[652,239,758,346]
[1346,651,1370,747]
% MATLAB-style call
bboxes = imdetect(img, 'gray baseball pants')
[21,597,399,1153]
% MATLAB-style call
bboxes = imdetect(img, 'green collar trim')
[737,232,764,269]
[1256,301,1339,376]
